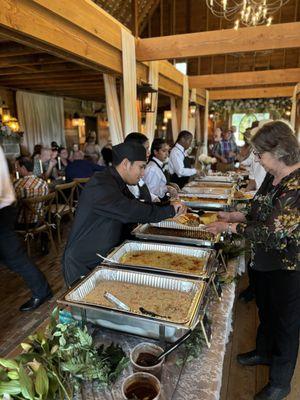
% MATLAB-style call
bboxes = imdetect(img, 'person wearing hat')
[62,142,186,286]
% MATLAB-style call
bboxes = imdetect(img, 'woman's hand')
[206,221,229,235]
[217,211,231,222]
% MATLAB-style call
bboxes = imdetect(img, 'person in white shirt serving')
[169,130,198,188]
[144,138,178,201]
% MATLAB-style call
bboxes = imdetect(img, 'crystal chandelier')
[206,0,290,29]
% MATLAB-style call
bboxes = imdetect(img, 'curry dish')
[120,250,206,274]
[83,280,196,323]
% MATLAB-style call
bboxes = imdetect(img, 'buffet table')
[75,256,242,400]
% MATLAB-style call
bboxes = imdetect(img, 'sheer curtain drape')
[103,74,124,145]
[16,91,64,153]
[145,61,159,143]
[203,90,209,155]
[170,96,179,143]
[188,88,197,135]
[181,75,189,131]
[121,28,138,136]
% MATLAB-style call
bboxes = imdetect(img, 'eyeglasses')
[253,150,263,160]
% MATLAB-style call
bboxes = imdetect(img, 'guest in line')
[65,150,104,182]
[213,128,238,172]
[207,121,300,400]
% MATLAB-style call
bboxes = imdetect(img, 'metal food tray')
[186,180,235,189]
[58,266,206,342]
[179,193,231,210]
[132,223,221,248]
[196,174,237,183]
[182,186,231,196]
[106,240,217,279]
[150,219,206,231]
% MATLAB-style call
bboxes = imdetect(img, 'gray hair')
[251,120,300,166]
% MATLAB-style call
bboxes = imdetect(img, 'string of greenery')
[209,97,292,120]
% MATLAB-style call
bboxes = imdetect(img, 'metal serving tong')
[153,330,193,363]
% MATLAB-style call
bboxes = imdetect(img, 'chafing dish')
[132,223,221,248]
[196,173,238,183]
[58,266,207,343]
[106,240,217,279]
[179,193,231,210]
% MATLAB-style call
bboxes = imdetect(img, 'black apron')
[138,182,152,203]
[149,158,170,203]
[170,156,192,189]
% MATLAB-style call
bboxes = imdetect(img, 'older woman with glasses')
[207,120,300,400]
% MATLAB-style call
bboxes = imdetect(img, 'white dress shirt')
[127,179,159,202]
[169,143,197,177]
[247,151,266,190]
[0,145,16,209]
[144,157,168,199]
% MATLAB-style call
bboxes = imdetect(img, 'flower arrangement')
[0,123,22,142]
[209,97,292,120]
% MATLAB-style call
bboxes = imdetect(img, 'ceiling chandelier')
[206,0,290,29]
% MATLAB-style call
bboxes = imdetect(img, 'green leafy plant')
[0,308,128,399]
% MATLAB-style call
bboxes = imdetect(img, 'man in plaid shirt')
[213,129,238,171]
[14,156,49,225]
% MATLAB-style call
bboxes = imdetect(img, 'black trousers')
[254,269,300,388]
[0,205,50,298]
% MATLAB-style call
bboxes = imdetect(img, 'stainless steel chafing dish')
[179,193,232,210]
[196,172,238,183]
[132,223,221,248]
[106,240,217,279]
[182,185,232,196]
[58,266,207,343]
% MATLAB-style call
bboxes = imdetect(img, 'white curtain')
[170,96,179,143]
[145,61,159,143]
[291,83,300,131]
[121,28,138,135]
[181,75,189,131]
[103,74,124,145]
[203,90,209,155]
[188,88,197,135]
[195,106,201,143]
[16,91,64,153]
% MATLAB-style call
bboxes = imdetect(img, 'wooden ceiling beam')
[189,68,300,89]
[0,71,102,82]
[0,54,65,67]
[209,86,295,100]
[0,42,43,57]
[136,22,300,61]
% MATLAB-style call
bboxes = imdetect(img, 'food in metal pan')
[83,280,197,323]
[180,196,227,204]
[199,212,218,225]
[146,226,216,241]
[172,213,201,226]
[120,250,206,274]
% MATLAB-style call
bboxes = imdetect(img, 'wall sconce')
[164,110,172,120]
[189,101,197,116]
[1,103,10,123]
[137,83,158,113]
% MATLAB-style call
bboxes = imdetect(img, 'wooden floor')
[1,232,300,399]
[220,274,300,400]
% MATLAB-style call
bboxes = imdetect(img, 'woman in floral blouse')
[207,120,300,400]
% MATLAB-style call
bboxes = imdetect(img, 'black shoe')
[237,350,271,366]
[238,286,255,303]
[19,292,53,312]
[254,383,290,400]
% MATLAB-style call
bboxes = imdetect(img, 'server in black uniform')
[62,142,186,286]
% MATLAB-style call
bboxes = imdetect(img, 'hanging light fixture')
[189,101,197,116]
[72,112,85,127]
[137,83,158,114]
[206,0,290,28]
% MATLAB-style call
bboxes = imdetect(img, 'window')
[175,62,187,75]
[232,113,270,145]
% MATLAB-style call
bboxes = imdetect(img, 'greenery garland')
[209,97,292,120]
[0,124,22,142]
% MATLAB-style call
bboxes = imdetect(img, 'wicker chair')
[73,177,90,204]
[51,181,76,243]
[16,192,57,257]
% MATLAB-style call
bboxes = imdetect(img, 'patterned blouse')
[236,168,300,272]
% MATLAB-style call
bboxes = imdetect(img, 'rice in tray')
[82,280,196,324]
